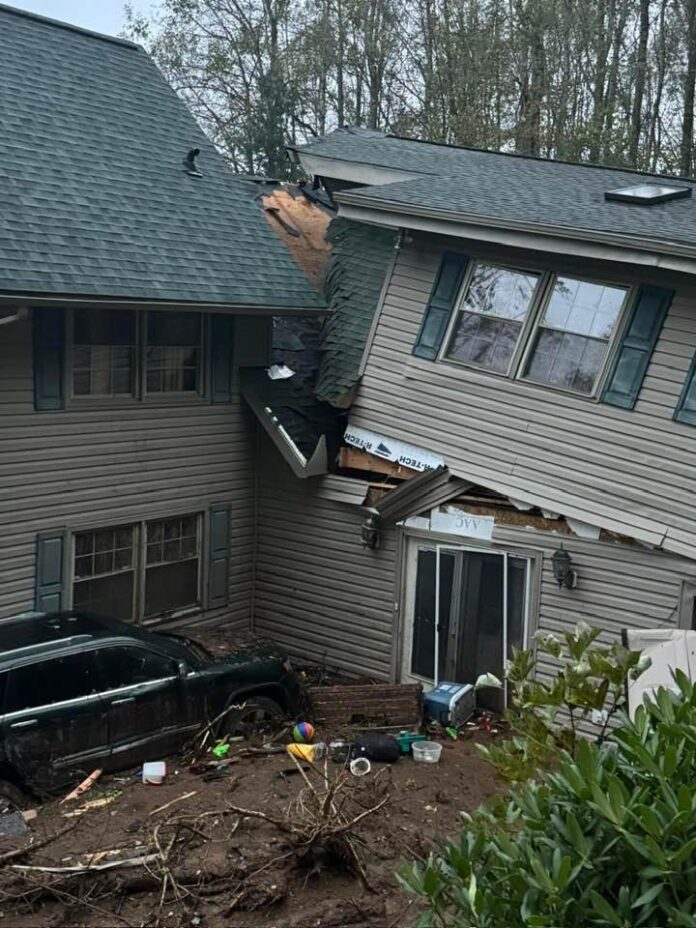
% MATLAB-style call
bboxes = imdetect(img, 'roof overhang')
[374,465,472,525]
[336,196,696,277]
[291,150,422,189]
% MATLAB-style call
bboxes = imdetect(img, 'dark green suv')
[0,611,301,806]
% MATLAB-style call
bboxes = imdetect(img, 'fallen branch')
[12,854,160,874]
[149,791,197,817]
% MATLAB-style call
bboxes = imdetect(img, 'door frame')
[397,529,541,689]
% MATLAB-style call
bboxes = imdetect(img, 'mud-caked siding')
[350,234,696,556]
[254,437,398,678]
[0,316,259,628]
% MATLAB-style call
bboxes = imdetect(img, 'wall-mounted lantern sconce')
[360,512,380,549]
[552,544,577,589]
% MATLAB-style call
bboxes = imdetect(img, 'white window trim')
[439,260,636,400]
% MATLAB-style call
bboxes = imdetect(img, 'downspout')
[249,420,261,634]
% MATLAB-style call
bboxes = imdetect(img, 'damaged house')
[4,3,696,712]
[249,128,696,703]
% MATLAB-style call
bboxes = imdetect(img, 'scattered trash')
[329,740,350,763]
[0,811,27,837]
[286,742,326,762]
[412,741,443,764]
[22,809,37,823]
[446,726,458,740]
[149,791,197,817]
[211,741,230,759]
[61,768,102,803]
[396,730,427,754]
[349,757,371,777]
[353,733,400,763]
[142,761,166,784]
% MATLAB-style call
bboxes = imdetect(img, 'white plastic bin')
[412,741,443,764]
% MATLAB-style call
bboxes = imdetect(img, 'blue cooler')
[424,682,475,726]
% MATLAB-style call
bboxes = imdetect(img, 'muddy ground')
[0,630,502,928]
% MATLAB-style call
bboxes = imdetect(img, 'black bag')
[352,733,400,763]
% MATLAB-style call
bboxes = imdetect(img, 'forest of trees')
[125,0,696,180]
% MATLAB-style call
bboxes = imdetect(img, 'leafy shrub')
[401,671,696,927]
[480,623,649,781]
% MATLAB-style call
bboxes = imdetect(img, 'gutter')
[336,200,696,277]
[335,191,696,265]
[0,294,327,316]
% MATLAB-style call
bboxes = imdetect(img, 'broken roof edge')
[336,200,696,278]
[241,376,328,479]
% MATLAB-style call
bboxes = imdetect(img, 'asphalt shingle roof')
[316,218,397,406]
[0,5,323,308]
[297,128,696,251]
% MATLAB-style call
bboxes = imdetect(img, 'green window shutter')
[207,505,231,608]
[209,314,234,403]
[601,285,673,409]
[35,532,65,612]
[33,307,65,411]
[674,353,696,425]
[412,251,468,360]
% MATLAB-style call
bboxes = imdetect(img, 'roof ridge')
[385,131,696,184]
[0,2,139,49]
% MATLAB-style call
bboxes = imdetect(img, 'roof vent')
[183,148,202,177]
[605,183,691,204]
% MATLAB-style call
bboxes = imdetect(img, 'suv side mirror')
[177,660,188,678]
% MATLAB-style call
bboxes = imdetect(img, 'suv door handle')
[110,697,136,706]
[10,719,38,729]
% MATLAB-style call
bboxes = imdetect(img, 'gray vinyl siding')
[350,234,696,557]
[0,315,259,628]
[254,436,398,678]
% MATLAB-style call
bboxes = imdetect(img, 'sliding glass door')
[403,543,531,710]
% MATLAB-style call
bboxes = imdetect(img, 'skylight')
[605,184,692,204]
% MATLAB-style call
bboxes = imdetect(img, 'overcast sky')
[6,0,156,36]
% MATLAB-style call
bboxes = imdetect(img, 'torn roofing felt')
[316,218,398,408]
[241,316,346,478]
[0,5,323,308]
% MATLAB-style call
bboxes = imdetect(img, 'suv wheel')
[0,780,27,816]
[221,696,284,737]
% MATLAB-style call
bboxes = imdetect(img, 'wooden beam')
[338,446,419,479]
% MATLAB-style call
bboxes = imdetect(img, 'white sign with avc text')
[430,507,495,541]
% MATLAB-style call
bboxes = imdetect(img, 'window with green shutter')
[207,505,231,608]
[601,285,673,409]
[674,354,696,425]
[413,252,468,359]
[35,532,66,612]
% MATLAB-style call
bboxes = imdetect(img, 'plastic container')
[142,761,166,784]
[412,741,443,764]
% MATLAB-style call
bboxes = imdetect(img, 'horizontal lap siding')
[254,437,398,679]
[351,238,696,552]
[0,319,255,628]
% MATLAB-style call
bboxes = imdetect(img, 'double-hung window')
[70,309,203,399]
[443,261,629,396]
[72,515,201,623]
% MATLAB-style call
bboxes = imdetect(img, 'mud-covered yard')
[0,629,501,927]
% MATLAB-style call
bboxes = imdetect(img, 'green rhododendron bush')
[401,631,696,927]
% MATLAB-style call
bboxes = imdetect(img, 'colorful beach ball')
[293,721,315,743]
